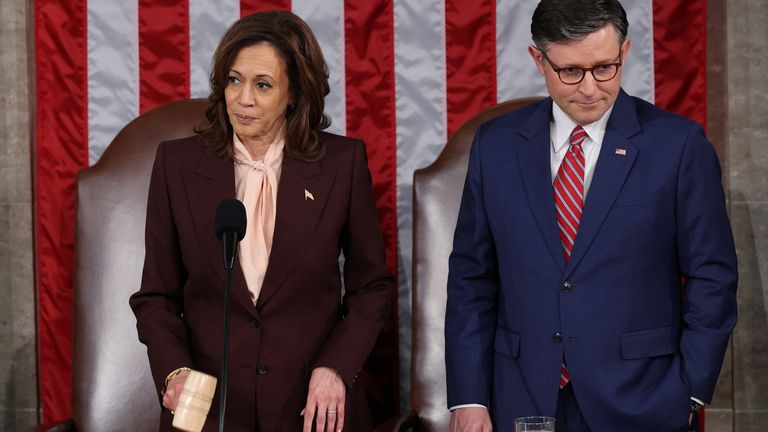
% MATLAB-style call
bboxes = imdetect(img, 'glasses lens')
[593,64,618,82]
[558,68,584,84]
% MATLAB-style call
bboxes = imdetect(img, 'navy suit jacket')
[445,90,737,431]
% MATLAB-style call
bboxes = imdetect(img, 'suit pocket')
[494,328,521,358]
[620,325,679,359]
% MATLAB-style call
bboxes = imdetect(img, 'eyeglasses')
[539,49,623,85]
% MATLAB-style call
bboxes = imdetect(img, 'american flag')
[35,0,707,424]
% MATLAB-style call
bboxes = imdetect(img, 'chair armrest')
[375,409,423,432]
[33,419,76,432]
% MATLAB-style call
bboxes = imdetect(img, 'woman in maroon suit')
[129,11,393,432]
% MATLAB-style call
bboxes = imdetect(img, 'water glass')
[513,416,555,432]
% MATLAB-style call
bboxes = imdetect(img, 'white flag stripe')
[293,0,347,135]
[620,0,654,102]
[87,0,139,165]
[189,0,239,98]
[393,0,449,407]
[496,0,548,101]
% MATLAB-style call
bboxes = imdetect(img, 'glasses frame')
[539,48,624,85]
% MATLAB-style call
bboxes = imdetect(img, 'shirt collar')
[551,101,615,153]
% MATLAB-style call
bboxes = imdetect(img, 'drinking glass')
[513,416,555,432]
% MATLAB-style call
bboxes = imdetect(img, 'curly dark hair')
[195,10,331,161]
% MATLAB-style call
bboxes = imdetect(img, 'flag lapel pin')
[304,189,315,201]
[615,148,627,156]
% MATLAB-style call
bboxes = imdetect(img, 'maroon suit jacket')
[129,132,393,431]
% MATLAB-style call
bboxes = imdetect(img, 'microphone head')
[215,199,247,241]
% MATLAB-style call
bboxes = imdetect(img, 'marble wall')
[0,0,37,430]
[727,0,768,430]
[705,0,768,430]
[0,0,766,430]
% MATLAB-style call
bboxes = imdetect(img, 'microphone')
[215,199,247,269]
[213,199,246,432]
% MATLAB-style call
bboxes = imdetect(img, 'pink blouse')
[232,132,285,303]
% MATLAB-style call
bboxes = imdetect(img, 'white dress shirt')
[549,102,613,197]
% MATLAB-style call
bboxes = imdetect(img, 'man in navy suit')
[445,1,738,431]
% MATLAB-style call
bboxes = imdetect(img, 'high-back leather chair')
[40,99,208,431]
[405,98,540,431]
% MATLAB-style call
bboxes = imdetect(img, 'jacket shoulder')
[318,131,362,153]
[474,98,549,149]
[157,134,207,158]
[316,131,367,166]
[483,99,545,131]
[629,95,702,131]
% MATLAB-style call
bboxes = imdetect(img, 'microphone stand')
[219,231,237,432]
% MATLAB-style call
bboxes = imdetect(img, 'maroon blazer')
[129,132,393,432]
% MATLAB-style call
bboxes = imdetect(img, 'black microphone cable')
[214,199,247,432]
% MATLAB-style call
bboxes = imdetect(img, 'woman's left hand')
[301,367,346,432]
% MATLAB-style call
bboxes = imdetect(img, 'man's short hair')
[531,0,629,49]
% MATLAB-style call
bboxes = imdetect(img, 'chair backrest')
[72,99,208,431]
[410,98,541,431]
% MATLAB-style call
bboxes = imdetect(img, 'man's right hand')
[449,407,492,432]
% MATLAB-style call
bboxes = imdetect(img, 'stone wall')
[0,0,37,429]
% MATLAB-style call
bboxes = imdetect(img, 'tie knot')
[570,126,587,147]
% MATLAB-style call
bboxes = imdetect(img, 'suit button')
[552,332,563,343]
[250,319,260,328]
[256,365,269,375]
[561,281,573,293]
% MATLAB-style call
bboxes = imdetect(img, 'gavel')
[172,370,218,432]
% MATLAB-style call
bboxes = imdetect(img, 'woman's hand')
[302,367,346,432]
[162,369,190,412]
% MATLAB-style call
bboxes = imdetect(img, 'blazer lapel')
[183,152,256,315]
[257,155,336,307]
[564,90,642,278]
[517,99,566,272]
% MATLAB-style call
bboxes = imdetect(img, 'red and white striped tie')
[554,125,586,388]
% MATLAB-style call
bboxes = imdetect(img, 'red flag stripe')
[139,0,191,113]
[445,0,497,138]
[653,0,707,128]
[343,0,400,422]
[35,0,89,422]
[241,0,290,17]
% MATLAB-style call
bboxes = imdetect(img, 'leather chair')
[38,99,209,432]
[389,98,540,431]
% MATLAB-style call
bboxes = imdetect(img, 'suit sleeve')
[445,126,499,408]
[313,140,394,387]
[129,142,193,399]
[676,124,738,403]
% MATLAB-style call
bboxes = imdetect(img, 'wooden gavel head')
[172,370,218,432]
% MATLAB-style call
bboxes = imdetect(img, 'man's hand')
[450,407,492,432]
[162,369,190,412]
[302,367,346,432]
